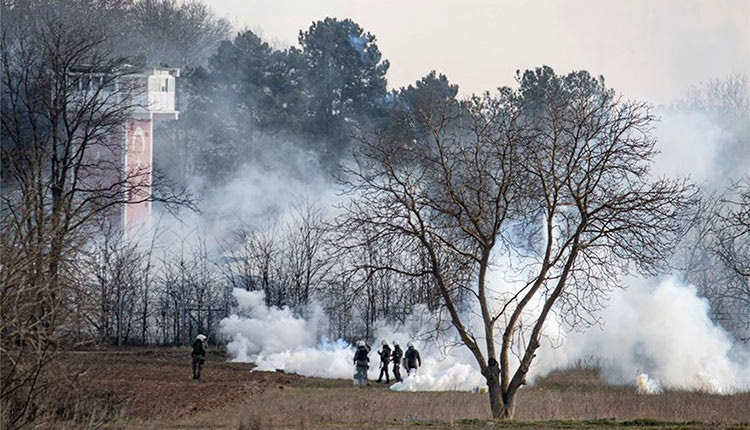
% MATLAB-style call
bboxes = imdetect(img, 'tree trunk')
[487,376,502,419]
[501,387,518,419]
[484,359,503,419]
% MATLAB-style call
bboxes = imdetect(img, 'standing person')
[391,340,403,382]
[376,340,391,383]
[191,334,207,380]
[352,340,370,387]
[404,341,421,375]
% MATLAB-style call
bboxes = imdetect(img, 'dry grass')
[182,369,749,430]
[34,348,750,430]
[515,387,750,422]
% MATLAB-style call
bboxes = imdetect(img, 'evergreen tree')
[298,18,390,160]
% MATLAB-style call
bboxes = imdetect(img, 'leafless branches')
[0,14,191,427]
[337,67,695,419]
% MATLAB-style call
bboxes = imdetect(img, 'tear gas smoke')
[636,373,662,395]
[220,288,486,390]
[651,107,748,188]
[220,275,750,393]
[537,277,750,394]
[651,109,724,182]
[187,64,747,394]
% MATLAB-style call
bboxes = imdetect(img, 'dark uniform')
[353,343,370,387]
[404,344,421,375]
[391,343,403,382]
[191,337,206,380]
[377,343,392,383]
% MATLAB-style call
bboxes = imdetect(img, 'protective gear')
[377,343,392,383]
[191,337,207,380]
[391,344,404,382]
[381,340,387,346]
[197,334,207,341]
[353,344,370,387]
[405,344,421,375]
[407,341,413,347]
[393,340,399,346]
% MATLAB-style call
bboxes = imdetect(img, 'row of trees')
[1,0,748,425]
[677,73,750,342]
[2,0,231,68]
[680,179,750,342]
[0,2,208,425]
[158,18,391,187]
[0,4,410,424]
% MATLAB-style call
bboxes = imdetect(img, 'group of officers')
[190,334,422,386]
[352,340,421,387]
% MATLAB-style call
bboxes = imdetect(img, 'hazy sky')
[204,0,749,104]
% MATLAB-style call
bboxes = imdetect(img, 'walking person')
[404,341,421,375]
[376,340,391,383]
[352,340,370,387]
[391,340,403,382]
[191,334,207,380]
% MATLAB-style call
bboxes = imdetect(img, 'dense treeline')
[158,17,391,185]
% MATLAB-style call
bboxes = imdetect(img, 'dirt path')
[62,348,305,425]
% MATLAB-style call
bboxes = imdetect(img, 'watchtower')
[67,65,179,235]
[123,67,180,230]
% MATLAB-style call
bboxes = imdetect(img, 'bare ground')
[46,348,750,430]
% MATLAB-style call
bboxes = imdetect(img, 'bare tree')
[129,0,231,68]
[277,200,332,309]
[683,177,750,341]
[711,177,750,340]
[1,0,230,69]
[338,67,694,419]
[219,219,280,304]
[0,13,191,426]
[218,200,334,311]
[154,230,226,345]
[676,73,750,340]
[684,73,749,119]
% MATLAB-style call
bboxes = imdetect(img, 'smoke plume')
[215,106,749,393]
[220,273,750,393]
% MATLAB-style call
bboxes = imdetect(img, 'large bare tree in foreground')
[339,67,694,418]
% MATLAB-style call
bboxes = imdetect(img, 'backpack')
[354,346,368,362]
[191,339,205,357]
[405,348,418,367]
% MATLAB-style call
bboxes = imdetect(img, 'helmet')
[197,334,207,341]
[357,340,365,347]
[407,341,414,347]
[381,340,387,346]
[393,340,399,346]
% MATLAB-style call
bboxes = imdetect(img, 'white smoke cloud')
[636,373,662,395]
[220,289,322,362]
[390,358,483,391]
[221,274,750,394]
[651,109,725,182]
[538,277,750,394]
[220,289,490,390]
[252,340,355,379]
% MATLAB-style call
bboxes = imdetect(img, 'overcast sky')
[204,0,749,104]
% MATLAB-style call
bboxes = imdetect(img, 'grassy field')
[33,348,750,429]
